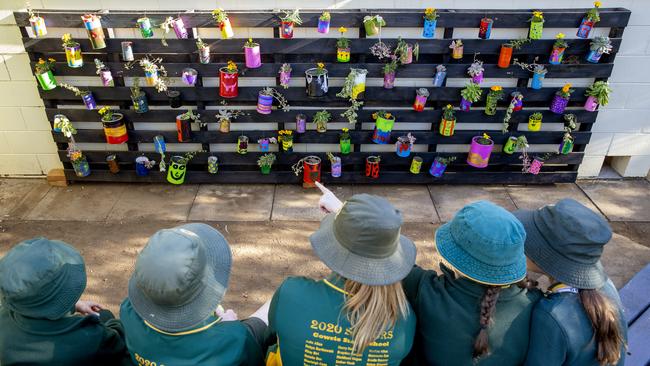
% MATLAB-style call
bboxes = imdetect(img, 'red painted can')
[102,113,128,144]
[302,156,321,188]
[365,156,380,179]
[219,68,238,98]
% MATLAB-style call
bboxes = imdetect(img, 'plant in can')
[244,38,262,69]
[215,101,248,133]
[584,80,612,111]
[467,59,484,84]
[363,14,385,36]
[550,83,574,114]
[587,36,613,63]
[577,1,601,38]
[57,82,95,109]
[528,11,544,39]
[395,37,419,65]
[94,58,114,87]
[460,82,482,112]
[422,7,439,38]
[130,77,148,113]
[279,63,292,89]
[212,8,234,39]
[196,38,210,64]
[318,11,331,34]
[27,3,47,36]
[439,104,456,137]
[34,57,57,91]
[257,153,276,174]
[340,128,351,154]
[502,92,524,133]
[485,85,504,116]
[314,110,331,133]
[449,39,463,59]
[279,9,302,39]
[549,33,569,65]
[61,33,83,68]
[337,27,351,63]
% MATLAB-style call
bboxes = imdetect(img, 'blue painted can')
[586,50,602,63]
[531,72,545,90]
[433,71,446,87]
[423,19,437,38]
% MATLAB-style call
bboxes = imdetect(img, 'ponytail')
[579,289,624,365]
[473,286,502,359]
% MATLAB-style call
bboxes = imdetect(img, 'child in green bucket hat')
[402,200,542,365]
[514,199,627,366]
[0,237,129,365]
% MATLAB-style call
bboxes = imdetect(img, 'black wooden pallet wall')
[15,8,631,184]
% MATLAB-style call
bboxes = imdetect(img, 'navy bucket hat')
[435,200,527,286]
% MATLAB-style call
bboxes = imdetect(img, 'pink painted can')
[245,46,261,69]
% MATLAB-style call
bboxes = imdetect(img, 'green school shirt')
[120,299,263,366]
[0,305,128,366]
[402,265,542,366]
[524,279,628,366]
[266,274,416,366]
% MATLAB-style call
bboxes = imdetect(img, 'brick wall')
[1,0,648,177]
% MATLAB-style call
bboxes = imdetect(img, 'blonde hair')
[579,289,625,365]
[343,279,410,354]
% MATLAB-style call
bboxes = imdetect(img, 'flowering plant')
[54,115,77,139]
[341,128,350,140]
[313,110,331,124]
[212,9,229,25]
[372,111,393,120]
[424,8,439,21]
[224,60,238,73]
[337,27,349,49]
[35,58,56,74]
[477,133,492,145]
[61,33,76,48]
[98,106,116,121]
[320,11,331,21]
[442,104,455,120]
[196,37,208,50]
[257,153,276,167]
[94,58,108,75]
[488,85,504,99]
[449,40,463,49]
[585,1,601,22]
[244,38,259,48]
[558,83,574,98]
[554,33,568,49]
[125,56,169,92]
[258,137,277,144]
[529,11,544,23]
[58,83,89,97]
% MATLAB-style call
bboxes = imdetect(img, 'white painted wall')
[0,0,648,177]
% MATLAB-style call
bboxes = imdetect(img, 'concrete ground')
[0,178,649,316]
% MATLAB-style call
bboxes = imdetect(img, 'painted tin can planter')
[471,71,484,84]
[176,115,192,142]
[439,118,456,137]
[513,95,524,112]
[559,138,574,155]
[451,46,464,60]
[302,156,322,188]
[478,18,493,39]
[531,72,545,90]
[106,154,120,174]
[305,68,329,97]
[413,88,429,112]
[36,70,57,91]
[529,20,544,40]
[167,90,181,108]
[429,160,448,177]
[260,164,271,174]
[365,156,380,179]
[65,43,83,68]
[259,138,271,152]
[121,41,134,61]
[395,137,412,157]
[331,157,342,178]
[219,19,234,39]
[281,136,293,152]
[550,94,569,114]
[219,68,238,98]
[135,156,153,176]
[172,17,188,39]
[400,45,414,65]
[30,16,47,36]
[280,21,295,39]
[383,72,396,89]
[100,69,114,87]
[422,19,436,38]
[340,137,351,154]
[549,46,566,65]
[137,17,154,38]
[257,92,273,114]
[145,69,158,87]
[433,69,446,87]
[237,136,249,154]
[498,45,513,68]
[467,136,494,168]
[73,157,91,177]
[528,115,542,131]
[364,19,381,36]
[219,119,230,133]
[586,50,603,63]
[337,47,351,63]
[245,46,262,69]
[351,69,367,100]
[295,114,306,133]
[372,116,395,144]
[410,156,423,174]
[503,136,518,154]
[181,68,198,86]
[208,156,219,174]
[132,92,148,113]
[577,18,595,39]
[102,114,128,144]
[485,94,500,115]
[167,156,188,185]
[280,69,291,86]
[318,19,330,34]
[585,95,599,112]
[82,92,96,110]
[81,14,106,50]
[528,158,544,175]
[198,46,210,64]
[460,98,472,112]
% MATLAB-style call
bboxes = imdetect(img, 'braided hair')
[473,286,502,360]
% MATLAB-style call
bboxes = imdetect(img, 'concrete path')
[0,178,648,315]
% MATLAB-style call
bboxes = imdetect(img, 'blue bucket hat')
[435,200,527,286]
[0,238,86,319]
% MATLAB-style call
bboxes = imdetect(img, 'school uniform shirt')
[524,279,628,366]
[266,274,416,366]
[402,265,542,366]
[120,299,264,366]
[0,306,128,366]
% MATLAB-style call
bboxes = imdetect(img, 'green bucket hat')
[513,198,611,289]
[309,194,417,286]
[128,223,232,332]
[0,238,86,319]
[435,201,527,286]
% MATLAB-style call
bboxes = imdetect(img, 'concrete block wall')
[1,0,648,177]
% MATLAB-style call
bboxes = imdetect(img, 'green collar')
[323,273,348,295]
[7,309,91,335]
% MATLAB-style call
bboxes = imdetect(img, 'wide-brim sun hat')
[128,223,231,332]
[513,198,611,289]
[310,194,416,286]
[435,200,527,286]
[0,237,86,320]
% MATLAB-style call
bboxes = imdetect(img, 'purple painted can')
[181,68,198,86]
[296,114,306,133]
[460,98,472,112]
[529,158,544,175]
[550,95,569,114]
[82,92,96,110]
[429,160,447,177]
[259,138,270,152]
[584,95,599,112]
[331,157,341,177]
[172,17,188,39]
[100,69,113,87]
[471,71,484,84]
[245,46,261,69]
[467,136,494,168]
[280,71,291,87]
[257,93,273,114]
[384,72,396,89]
[317,19,330,34]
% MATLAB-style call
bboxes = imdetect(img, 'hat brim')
[435,222,526,286]
[309,213,416,286]
[513,209,607,289]
[128,223,232,332]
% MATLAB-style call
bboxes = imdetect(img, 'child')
[514,199,627,365]
[265,194,417,365]
[0,238,128,365]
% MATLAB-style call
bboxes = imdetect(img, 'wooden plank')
[23,37,622,56]
[14,8,631,28]
[45,108,599,124]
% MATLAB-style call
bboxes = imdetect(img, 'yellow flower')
[317,62,325,69]
[533,11,543,17]
[562,83,572,92]
[98,106,109,115]
[48,58,56,62]
[385,113,392,118]
[248,37,253,43]
[556,33,565,39]
[594,1,601,7]
[62,33,71,43]
[425,8,434,14]
[227,60,237,72]
[491,85,502,91]
[483,133,491,140]
[38,58,45,64]
[212,8,223,15]
[339,26,348,34]
[446,104,452,109]
[372,112,378,119]
[342,127,349,132]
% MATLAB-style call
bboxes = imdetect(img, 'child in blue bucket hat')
[0,237,129,365]
[402,200,542,365]
[514,199,627,366]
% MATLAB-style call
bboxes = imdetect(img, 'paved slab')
[107,185,198,222]
[506,183,602,215]
[602,233,650,289]
[577,180,650,221]
[0,179,49,217]
[428,185,516,222]
[271,184,354,221]
[352,185,438,223]
[24,184,127,221]
[188,184,275,221]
